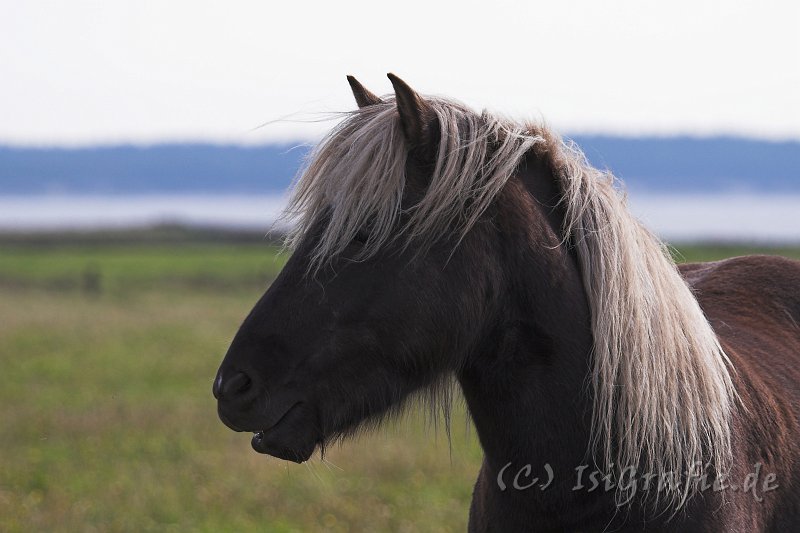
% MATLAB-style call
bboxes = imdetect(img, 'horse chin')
[249,402,319,463]
[251,431,316,463]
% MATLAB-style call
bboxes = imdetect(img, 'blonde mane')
[284,97,541,266]
[284,95,736,508]
[553,139,736,509]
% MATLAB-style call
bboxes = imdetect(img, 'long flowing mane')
[284,96,736,507]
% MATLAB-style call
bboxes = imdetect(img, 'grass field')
[1,238,798,532]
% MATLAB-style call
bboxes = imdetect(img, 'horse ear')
[346,75,383,108]
[387,73,435,148]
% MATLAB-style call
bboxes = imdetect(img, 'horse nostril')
[225,372,252,395]
[213,370,252,400]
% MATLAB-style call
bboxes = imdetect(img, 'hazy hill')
[570,136,800,192]
[1,137,798,195]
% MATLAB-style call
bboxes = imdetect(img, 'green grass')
[668,244,800,263]
[0,244,288,293]
[0,241,797,532]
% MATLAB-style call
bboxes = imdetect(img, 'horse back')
[680,254,800,377]
[680,254,800,529]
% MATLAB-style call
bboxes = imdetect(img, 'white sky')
[1,0,799,146]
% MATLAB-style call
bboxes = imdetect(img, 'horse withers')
[213,74,800,531]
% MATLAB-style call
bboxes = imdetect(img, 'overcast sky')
[2,1,798,146]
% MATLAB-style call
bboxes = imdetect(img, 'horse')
[213,74,800,531]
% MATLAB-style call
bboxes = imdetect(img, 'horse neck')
[457,151,596,495]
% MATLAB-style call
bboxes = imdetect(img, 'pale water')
[0,193,798,243]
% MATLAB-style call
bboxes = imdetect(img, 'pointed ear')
[346,75,383,108]
[387,73,435,147]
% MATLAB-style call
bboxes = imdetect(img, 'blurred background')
[1,1,798,531]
